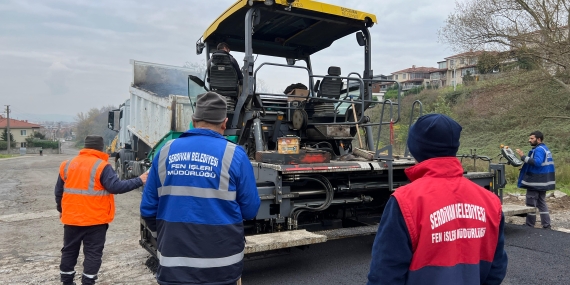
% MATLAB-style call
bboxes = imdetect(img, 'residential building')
[391,66,438,90]
[429,61,448,88]
[343,74,387,102]
[444,51,483,87]
[0,115,41,147]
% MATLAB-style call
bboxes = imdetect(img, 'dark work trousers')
[526,190,551,228]
[60,224,108,285]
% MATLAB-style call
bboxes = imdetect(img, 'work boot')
[60,271,76,285]
[81,273,97,285]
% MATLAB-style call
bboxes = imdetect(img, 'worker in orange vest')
[54,135,148,285]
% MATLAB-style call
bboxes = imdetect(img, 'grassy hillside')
[367,70,570,190]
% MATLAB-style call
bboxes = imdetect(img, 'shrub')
[24,138,59,149]
[404,86,424,96]
[444,90,463,105]
[31,140,60,149]
[0,141,17,150]
[384,89,399,101]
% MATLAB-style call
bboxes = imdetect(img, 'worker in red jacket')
[367,114,508,285]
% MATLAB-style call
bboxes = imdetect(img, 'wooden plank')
[502,204,536,216]
[245,230,327,254]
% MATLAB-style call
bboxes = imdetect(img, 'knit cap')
[192,92,227,123]
[407,114,462,162]
[84,135,104,152]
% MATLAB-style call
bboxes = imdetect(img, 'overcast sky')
[0,0,460,119]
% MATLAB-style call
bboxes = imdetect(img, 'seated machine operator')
[207,42,243,84]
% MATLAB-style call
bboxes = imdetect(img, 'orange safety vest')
[59,149,115,226]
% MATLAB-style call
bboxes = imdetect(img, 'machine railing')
[403,100,423,158]
[250,62,370,126]
[372,100,396,191]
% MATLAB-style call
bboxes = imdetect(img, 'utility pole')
[5,105,10,152]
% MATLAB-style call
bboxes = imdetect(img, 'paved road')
[242,224,570,285]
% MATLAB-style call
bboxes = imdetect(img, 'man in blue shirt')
[141,92,260,285]
[516,131,555,229]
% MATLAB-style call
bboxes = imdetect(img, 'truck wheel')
[145,255,159,274]
[116,158,125,180]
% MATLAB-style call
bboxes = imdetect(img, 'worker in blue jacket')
[516,130,555,229]
[140,92,260,285]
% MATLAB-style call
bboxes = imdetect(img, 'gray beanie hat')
[84,135,104,151]
[192,92,227,123]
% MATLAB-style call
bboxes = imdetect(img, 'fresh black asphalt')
[242,224,570,284]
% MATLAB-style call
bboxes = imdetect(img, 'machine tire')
[115,158,125,180]
[145,255,159,274]
[117,149,136,179]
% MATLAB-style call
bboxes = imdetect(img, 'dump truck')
[107,60,203,180]
[109,0,534,262]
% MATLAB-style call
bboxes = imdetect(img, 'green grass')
[0,154,16,159]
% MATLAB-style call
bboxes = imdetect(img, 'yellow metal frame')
[202,0,377,41]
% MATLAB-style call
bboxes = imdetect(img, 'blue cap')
[407,114,462,162]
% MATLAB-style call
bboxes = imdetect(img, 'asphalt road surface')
[1,144,569,284]
[242,224,570,285]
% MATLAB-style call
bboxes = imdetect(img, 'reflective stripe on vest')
[157,185,236,200]
[158,140,174,186]
[157,140,237,199]
[521,181,556,187]
[157,249,244,268]
[64,160,71,180]
[63,160,110,196]
[533,146,554,166]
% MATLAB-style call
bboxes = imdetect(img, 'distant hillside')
[366,70,570,186]
[398,70,570,155]
[366,70,569,154]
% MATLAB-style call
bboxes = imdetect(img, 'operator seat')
[208,52,240,98]
[315,66,342,99]
[312,66,342,116]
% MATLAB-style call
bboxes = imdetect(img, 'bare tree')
[74,105,117,147]
[256,78,274,94]
[439,0,570,93]
[183,60,207,78]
